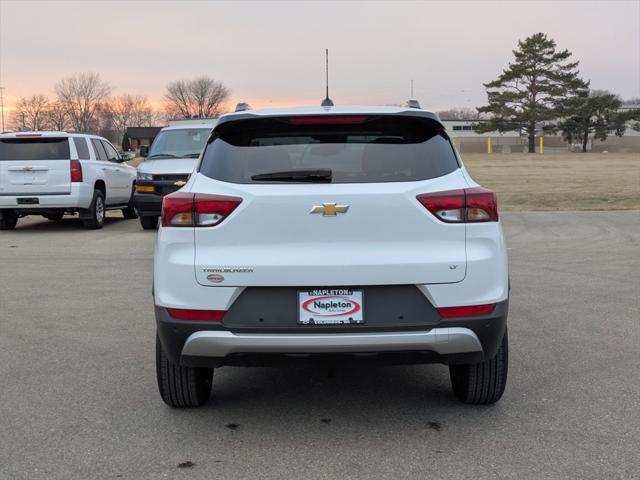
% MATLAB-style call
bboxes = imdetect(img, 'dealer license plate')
[298,289,364,325]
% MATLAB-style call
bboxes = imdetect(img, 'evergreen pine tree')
[558,90,628,152]
[476,32,589,152]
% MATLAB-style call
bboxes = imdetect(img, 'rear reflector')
[288,115,368,125]
[161,192,242,227]
[437,304,496,318]
[416,187,498,223]
[166,308,225,321]
[70,159,83,182]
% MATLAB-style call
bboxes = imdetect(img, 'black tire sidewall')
[0,212,18,230]
[156,333,213,408]
[122,187,138,219]
[84,190,105,229]
[140,216,158,230]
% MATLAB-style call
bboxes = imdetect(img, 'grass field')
[129,153,639,211]
[462,153,640,211]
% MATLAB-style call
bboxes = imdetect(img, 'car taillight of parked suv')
[153,106,509,407]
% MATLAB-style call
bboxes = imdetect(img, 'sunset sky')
[0,0,638,113]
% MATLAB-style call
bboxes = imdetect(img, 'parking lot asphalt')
[1,211,639,480]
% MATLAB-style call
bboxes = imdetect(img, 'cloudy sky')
[0,0,638,112]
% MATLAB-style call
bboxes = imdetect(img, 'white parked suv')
[154,106,509,407]
[0,132,137,229]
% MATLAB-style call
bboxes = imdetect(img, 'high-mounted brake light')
[15,133,43,137]
[416,187,498,223]
[161,192,242,227]
[70,159,83,182]
[166,308,225,321]
[437,304,496,318]
[288,115,368,125]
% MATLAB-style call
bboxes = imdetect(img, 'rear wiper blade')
[251,169,332,182]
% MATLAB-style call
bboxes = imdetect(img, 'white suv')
[154,106,509,407]
[0,132,137,229]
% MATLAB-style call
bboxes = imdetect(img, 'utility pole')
[0,86,5,132]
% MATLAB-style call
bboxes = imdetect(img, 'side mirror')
[139,146,149,157]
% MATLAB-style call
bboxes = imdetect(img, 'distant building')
[125,127,163,151]
[441,118,640,153]
[441,120,520,138]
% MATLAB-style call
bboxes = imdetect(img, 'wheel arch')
[94,179,106,199]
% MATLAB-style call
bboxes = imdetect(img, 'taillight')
[70,160,83,182]
[161,192,242,227]
[166,308,225,321]
[416,187,498,223]
[437,303,496,318]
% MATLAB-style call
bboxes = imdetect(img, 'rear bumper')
[133,191,162,216]
[182,328,482,356]
[155,299,508,367]
[0,183,93,210]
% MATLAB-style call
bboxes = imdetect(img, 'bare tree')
[10,94,49,130]
[44,101,70,131]
[54,72,111,133]
[164,76,230,119]
[437,107,486,121]
[164,80,191,118]
[105,94,157,135]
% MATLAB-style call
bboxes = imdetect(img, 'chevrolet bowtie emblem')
[174,180,187,187]
[310,203,349,216]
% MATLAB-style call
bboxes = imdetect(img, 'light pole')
[0,86,5,132]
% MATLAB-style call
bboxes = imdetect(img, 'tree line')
[8,73,231,145]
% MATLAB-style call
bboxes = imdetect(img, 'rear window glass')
[0,137,70,161]
[199,116,459,183]
[72,137,90,160]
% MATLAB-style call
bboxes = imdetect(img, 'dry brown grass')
[462,153,640,211]
[129,157,144,168]
[128,153,640,211]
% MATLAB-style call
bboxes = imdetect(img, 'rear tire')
[0,211,18,230]
[140,215,158,230]
[82,190,105,230]
[122,189,138,219]
[449,329,508,405]
[156,334,213,408]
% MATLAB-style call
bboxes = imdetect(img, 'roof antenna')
[234,102,252,112]
[406,79,421,109]
[321,49,334,107]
